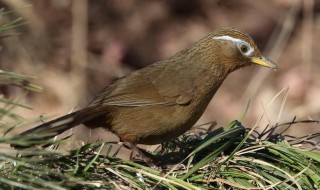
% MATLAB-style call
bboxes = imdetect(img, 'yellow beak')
[251,56,278,69]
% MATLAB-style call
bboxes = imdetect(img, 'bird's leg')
[124,142,157,168]
[121,133,161,169]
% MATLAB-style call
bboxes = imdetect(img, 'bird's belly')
[110,104,203,145]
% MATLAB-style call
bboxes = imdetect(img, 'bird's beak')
[251,56,278,70]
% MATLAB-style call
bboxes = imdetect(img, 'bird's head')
[195,28,277,72]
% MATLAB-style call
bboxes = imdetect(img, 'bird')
[12,28,277,150]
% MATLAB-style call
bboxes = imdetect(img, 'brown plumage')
[12,28,277,147]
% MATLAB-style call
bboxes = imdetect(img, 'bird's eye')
[240,45,248,53]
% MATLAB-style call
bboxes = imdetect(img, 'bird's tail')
[11,107,105,148]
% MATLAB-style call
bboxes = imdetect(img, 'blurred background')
[0,0,319,148]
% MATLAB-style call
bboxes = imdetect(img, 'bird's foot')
[124,142,162,171]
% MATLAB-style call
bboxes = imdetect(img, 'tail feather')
[12,107,106,148]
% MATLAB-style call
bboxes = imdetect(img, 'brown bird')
[13,28,277,149]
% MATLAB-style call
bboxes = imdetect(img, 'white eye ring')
[236,41,253,56]
[213,35,254,56]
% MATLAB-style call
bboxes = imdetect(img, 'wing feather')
[89,60,195,107]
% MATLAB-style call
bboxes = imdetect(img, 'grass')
[1,117,320,189]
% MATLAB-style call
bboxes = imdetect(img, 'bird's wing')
[89,61,195,107]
